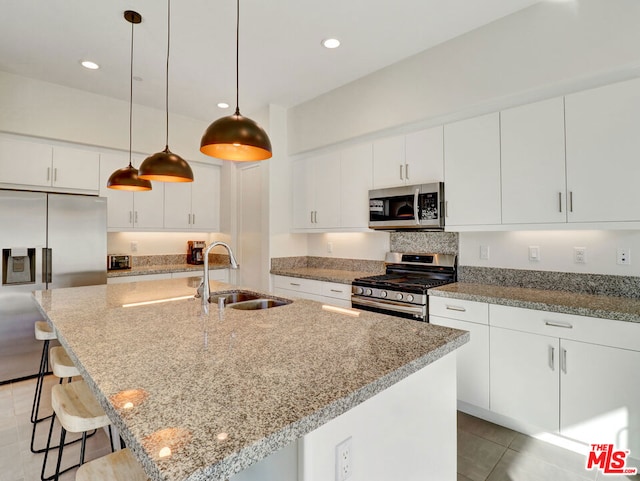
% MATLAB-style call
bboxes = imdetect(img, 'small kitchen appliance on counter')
[351,252,457,322]
[107,254,131,270]
[187,240,206,265]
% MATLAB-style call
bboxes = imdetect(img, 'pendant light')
[107,11,152,192]
[200,0,272,161]
[138,0,194,182]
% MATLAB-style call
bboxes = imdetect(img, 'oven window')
[369,195,416,222]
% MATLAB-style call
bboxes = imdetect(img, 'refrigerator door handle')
[42,248,52,284]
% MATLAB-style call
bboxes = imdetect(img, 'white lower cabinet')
[272,275,351,307]
[490,327,560,432]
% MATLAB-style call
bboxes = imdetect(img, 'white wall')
[460,231,640,276]
[107,232,231,256]
[288,0,640,154]
[307,233,390,261]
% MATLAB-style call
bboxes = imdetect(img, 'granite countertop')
[108,263,229,278]
[429,282,640,323]
[270,267,378,284]
[34,278,467,481]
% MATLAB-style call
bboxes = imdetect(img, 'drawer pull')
[330,289,343,293]
[289,283,301,287]
[549,345,555,371]
[445,305,466,312]
[544,320,573,329]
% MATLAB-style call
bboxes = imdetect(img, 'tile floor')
[2,376,639,481]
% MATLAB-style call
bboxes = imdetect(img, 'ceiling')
[0,0,542,123]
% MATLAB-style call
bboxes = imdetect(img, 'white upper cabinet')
[0,136,99,193]
[565,77,640,223]
[292,152,341,230]
[372,127,443,189]
[99,152,164,230]
[501,97,567,224]
[444,112,501,226]
[340,143,373,229]
[164,163,220,231]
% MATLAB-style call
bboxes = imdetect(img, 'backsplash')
[130,254,230,267]
[390,232,459,255]
[271,256,384,273]
[459,266,640,299]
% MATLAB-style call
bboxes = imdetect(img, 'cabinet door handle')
[445,305,466,312]
[544,320,573,329]
[558,192,562,213]
[549,345,555,371]
[192,213,195,225]
[53,168,57,182]
[405,163,409,180]
[310,211,313,224]
[314,211,318,224]
[445,201,449,218]
[561,347,567,374]
[46,167,51,181]
[569,191,573,213]
[399,164,404,180]
[134,211,138,224]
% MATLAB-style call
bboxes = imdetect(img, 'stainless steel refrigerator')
[0,190,107,383]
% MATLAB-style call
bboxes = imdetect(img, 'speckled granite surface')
[459,265,640,298]
[430,282,640,323]
[33,278,467,481]
[390,231,459,255]
[270,256,385,284]
[108,263,229,278]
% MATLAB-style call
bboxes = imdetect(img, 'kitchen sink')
[208,290,262,305]
[229,298,292,310]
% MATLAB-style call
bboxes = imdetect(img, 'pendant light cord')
[235,0,240,115]
[128,17,134,168]
[165,0,171,148]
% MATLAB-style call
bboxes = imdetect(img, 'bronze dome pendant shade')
[107,10,151,192]
[139,0,193,182]
[200,0,272,161]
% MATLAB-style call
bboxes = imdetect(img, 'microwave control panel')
[420,192,439,220]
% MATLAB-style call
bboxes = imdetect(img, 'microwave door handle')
[414,188,420,224]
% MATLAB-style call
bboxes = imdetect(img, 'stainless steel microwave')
[368,182,444,230]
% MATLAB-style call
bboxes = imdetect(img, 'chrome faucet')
[197,241,239,304]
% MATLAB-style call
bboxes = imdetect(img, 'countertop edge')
[193,330,470,480]
[428,284,640,323]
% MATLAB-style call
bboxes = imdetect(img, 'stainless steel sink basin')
[229,298,292,310]
[208,290,262,305]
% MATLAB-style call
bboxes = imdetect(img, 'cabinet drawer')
[321,281,351,300]
[428,296,489,325]
[272,275,323,295]
[490,304,640,351]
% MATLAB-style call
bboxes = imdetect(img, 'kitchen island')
[34,277,468,481]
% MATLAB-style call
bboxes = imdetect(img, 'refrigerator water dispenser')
[2,248,36,285]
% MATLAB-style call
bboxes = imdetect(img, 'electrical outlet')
[479,245,490,260]
[327,242,333,254]
[617,248,631,265]
[335,437,353,481]
[574,247,587,264]
[528,246,540,262]
[130,241,138,253]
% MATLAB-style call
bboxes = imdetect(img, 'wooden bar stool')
[31,346,86,453]
[41,380,114,481]
[75,448,149,481]
[31,321,56,424]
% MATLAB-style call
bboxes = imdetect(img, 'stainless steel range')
[351,252,457,322]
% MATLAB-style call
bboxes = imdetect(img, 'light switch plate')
[528,246,540,261]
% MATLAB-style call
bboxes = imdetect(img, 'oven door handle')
[413,188,420,225]
[351,296,425,316]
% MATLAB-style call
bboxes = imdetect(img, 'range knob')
[406,294,415,302]
[380,291,387,298]
[365,289,373,296]
[396,293,403,300]
[354,287,363,295]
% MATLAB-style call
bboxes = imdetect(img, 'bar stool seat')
[41,380,113,481]
[49,346,80,380]
[35,321,56,341]
[75,448,149,481]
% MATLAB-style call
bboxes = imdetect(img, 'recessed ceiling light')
[322,38,340,49]
[80,60,100,70]
[217,102,230,109]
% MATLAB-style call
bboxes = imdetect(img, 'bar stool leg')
[30,339,51,424]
